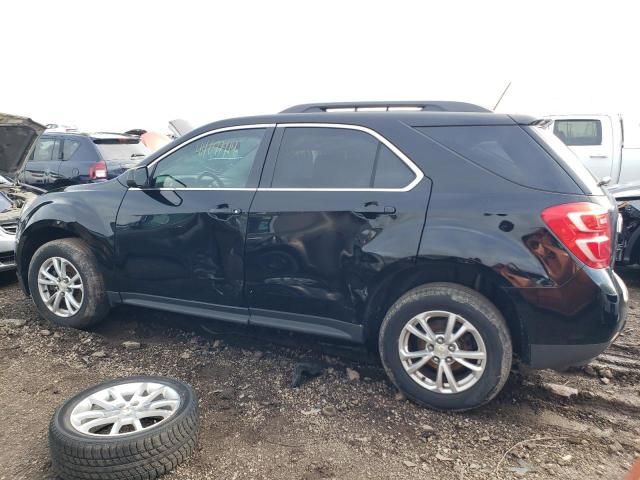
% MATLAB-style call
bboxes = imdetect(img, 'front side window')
[271,127,415,189]
[553,119,602,146]
[31,138,56,162]
[151,129,266,188]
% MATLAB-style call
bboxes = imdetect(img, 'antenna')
[493,81,512,110]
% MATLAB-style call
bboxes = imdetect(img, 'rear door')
[244,123,430,340]
[56,136,85,187]
[550,116,614,181]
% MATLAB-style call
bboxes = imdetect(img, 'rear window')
[416,125,584,193]
[93,139,150,161]
[527,125,601,194]
[553,119,602,146]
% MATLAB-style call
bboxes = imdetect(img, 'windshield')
[526,125,602,195]
[94,141,150,161]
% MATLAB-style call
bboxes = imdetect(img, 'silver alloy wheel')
[398,310,487,394]
[37,257,84,317]
[69,382,181,436]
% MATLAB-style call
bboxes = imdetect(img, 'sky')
[2,0,639,132]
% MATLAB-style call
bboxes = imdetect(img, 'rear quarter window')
[416,125,582,193]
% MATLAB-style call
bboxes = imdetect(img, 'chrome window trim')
[134,122,424,193]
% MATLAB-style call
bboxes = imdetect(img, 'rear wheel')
[379,283,512,411]
[28,238,110,328]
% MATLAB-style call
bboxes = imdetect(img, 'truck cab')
[544,114,640,185]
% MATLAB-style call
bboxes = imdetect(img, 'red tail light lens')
[89,161,107,180]
[541,202,611,269]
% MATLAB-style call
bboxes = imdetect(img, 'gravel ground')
[1,270,640,480]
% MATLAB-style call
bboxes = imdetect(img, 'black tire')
[28,238,110,328]
[49,376,199,480]
[379,283,512,411]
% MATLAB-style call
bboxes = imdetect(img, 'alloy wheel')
[398,310,487,394]
[69,381,181,436]
[37,257,84,317]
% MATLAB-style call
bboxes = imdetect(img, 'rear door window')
[553,119,602,146]
[61,139,81,160]
[271,127,415,189]
[417,125,582,193]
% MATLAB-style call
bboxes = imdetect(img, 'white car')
[0,113,45,271]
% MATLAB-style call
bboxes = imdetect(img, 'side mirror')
[126,166,149,188]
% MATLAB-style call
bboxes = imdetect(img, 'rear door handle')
[589,155,608,159]
[357,202,396,215]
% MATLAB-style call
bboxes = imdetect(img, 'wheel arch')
[363,260,526,359]
[18,223,82,295]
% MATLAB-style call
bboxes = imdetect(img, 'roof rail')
[281,101,491,114]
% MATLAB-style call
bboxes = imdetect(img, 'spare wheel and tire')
[49,376,199,480]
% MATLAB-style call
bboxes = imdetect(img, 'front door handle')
[589,154,608,159]
[208,204,242,216]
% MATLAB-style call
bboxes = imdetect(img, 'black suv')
[20,131,149,190]
[15,101,627,410]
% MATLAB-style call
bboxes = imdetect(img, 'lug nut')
[433,356,440,363]
[446,357,453,363]
[436,337,444,344]
[428,344,434,351]
[448,345,455,352]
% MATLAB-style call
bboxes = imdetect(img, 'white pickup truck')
[544,114,640,185]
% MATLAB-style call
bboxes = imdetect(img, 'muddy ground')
[1,270,640,480]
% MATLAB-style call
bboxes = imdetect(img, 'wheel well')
[20,227,78,294]
[363,262,524,358]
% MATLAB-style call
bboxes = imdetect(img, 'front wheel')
[28,238,110,328]
[379,283,512,411]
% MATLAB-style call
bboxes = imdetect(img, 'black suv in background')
[20,132,149,190]
[15,101,627,410]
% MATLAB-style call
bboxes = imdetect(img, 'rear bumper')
[508,268,627,369]
[529,341,615,369]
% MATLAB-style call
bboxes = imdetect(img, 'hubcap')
[398,310,487,394]
[69,382,181,436]
[37,257,84,317]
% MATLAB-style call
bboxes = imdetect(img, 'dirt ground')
[1,270,640,480]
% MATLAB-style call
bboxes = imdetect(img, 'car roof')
[189,111,538,137]
[42,131,140,141]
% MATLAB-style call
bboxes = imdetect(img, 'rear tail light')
[89,160,107,180]
[541,202,611,269]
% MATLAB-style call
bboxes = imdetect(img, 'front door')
[21,136,61,189]
[245,124,430,340]
[115,126,273,319]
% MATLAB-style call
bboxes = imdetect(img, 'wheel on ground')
[49,376,199,480]
[28,238,110,328]
[379,283,512,411]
